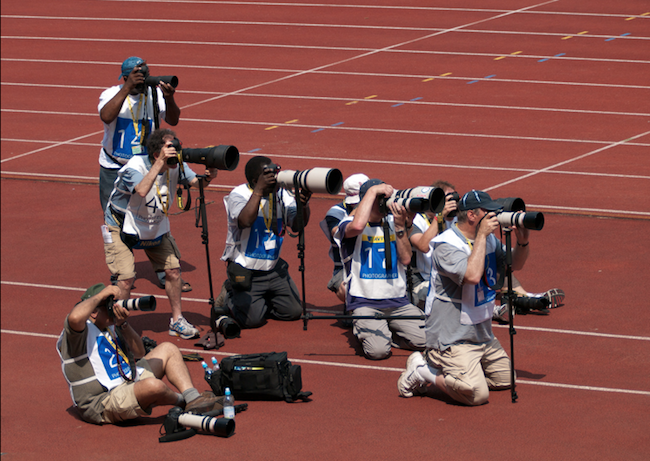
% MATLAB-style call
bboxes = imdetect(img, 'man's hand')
[123,64,146,95]
[388,202,408,228]
[255,167,278,195]
[158,81,176,99]
[442,193,458,220]
[477,211,499,240]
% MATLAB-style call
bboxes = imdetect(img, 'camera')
[446,191,461,218]
[276,167,343,195]
[494,196,544,231]
[106,295,157,318]
[263,163,282,175]
[380,186,446,214]
[169,138,240,171]
[512,295,549,313]
[137,63,179,89]
[215,315,241,339]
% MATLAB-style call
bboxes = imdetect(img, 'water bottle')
[223,387,235,419]
[201,361,212,382]
[211,356,220,372]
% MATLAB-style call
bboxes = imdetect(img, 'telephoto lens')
[115,295,157,312]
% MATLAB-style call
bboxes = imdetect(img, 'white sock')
[416,363,440,384]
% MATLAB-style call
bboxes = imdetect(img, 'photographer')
[397,190,530,405]
[98,56,180,212]
[56,283,221,425]
[320,173,369,303]
[98,57,191,292]
[408,180,459,307]
[104,128,217,339]
[217,156,310,329]
[333,179,425,360]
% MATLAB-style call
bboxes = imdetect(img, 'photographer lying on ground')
[104,128,217,339]
[334,179,426,360]
[398,190,530,405]
[56,283,221,425]
[215,156,311,329]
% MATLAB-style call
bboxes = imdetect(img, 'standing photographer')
[217,156,310,329]
[334,179,425,360]
[397,190,530,405]
[98,56,180,212]
[56,283,221,425]
[104,128,217,339]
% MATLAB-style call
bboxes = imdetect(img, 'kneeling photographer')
[104,128,218,340]
[216,156,311,330]
[333,179,427,360]
[56,283,221,425]
[398,190,531,405]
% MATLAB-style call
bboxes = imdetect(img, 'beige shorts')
[104,225,181,281]
[426,337,511,406]
[101,362,155,424]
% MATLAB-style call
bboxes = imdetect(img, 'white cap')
[343,174,369,205]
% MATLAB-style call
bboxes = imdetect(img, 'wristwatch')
[395,229,406,238]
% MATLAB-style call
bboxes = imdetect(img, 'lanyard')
[455,223,474,250]
[127,92,147,144]
[155,171,171,216]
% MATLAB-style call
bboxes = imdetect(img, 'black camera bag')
[208,352,311,403]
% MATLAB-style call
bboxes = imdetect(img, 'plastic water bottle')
[223,387,235,419]
[211,356,220,372]
[201,361,212,382]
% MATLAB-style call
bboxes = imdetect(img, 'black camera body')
[446,191,461,219]
[263,163,282,175]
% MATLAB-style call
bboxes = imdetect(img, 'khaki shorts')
[104,225,181,281]
[426,337,511,406]
[101,362,155,424]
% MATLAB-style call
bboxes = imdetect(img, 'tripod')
[194,175,216,308]
[499,228,518,403]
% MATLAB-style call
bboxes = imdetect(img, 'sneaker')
[543,288,565,308]
[185,391,222,415]
[397,352,428,398]
[492,303,509,322]
[169,316,200,339]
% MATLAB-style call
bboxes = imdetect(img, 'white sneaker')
[397,352,428,398]
[169,316,200,339]
[493,304,509,322]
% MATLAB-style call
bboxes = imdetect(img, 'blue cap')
[359,178,384,200]
[457,190,502,212]
[119,56,145,80]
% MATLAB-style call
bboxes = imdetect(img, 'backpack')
[208,352,312,403]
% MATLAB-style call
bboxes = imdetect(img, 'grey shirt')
[425,225,505,351]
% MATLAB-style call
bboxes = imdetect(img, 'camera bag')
[208,352,311,403]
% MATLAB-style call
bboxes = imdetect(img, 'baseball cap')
[119,56,145,80]
[457,190,503,212]
[343,174,369,205]
[358,178,385,200]
[80,283,106,301]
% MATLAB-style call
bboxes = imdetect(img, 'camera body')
[263,163,282,175]
[446,191,461,219]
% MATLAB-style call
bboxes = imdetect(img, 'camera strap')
[105,326,137,382]
[176,163,192,212]
[382,217,392,276]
